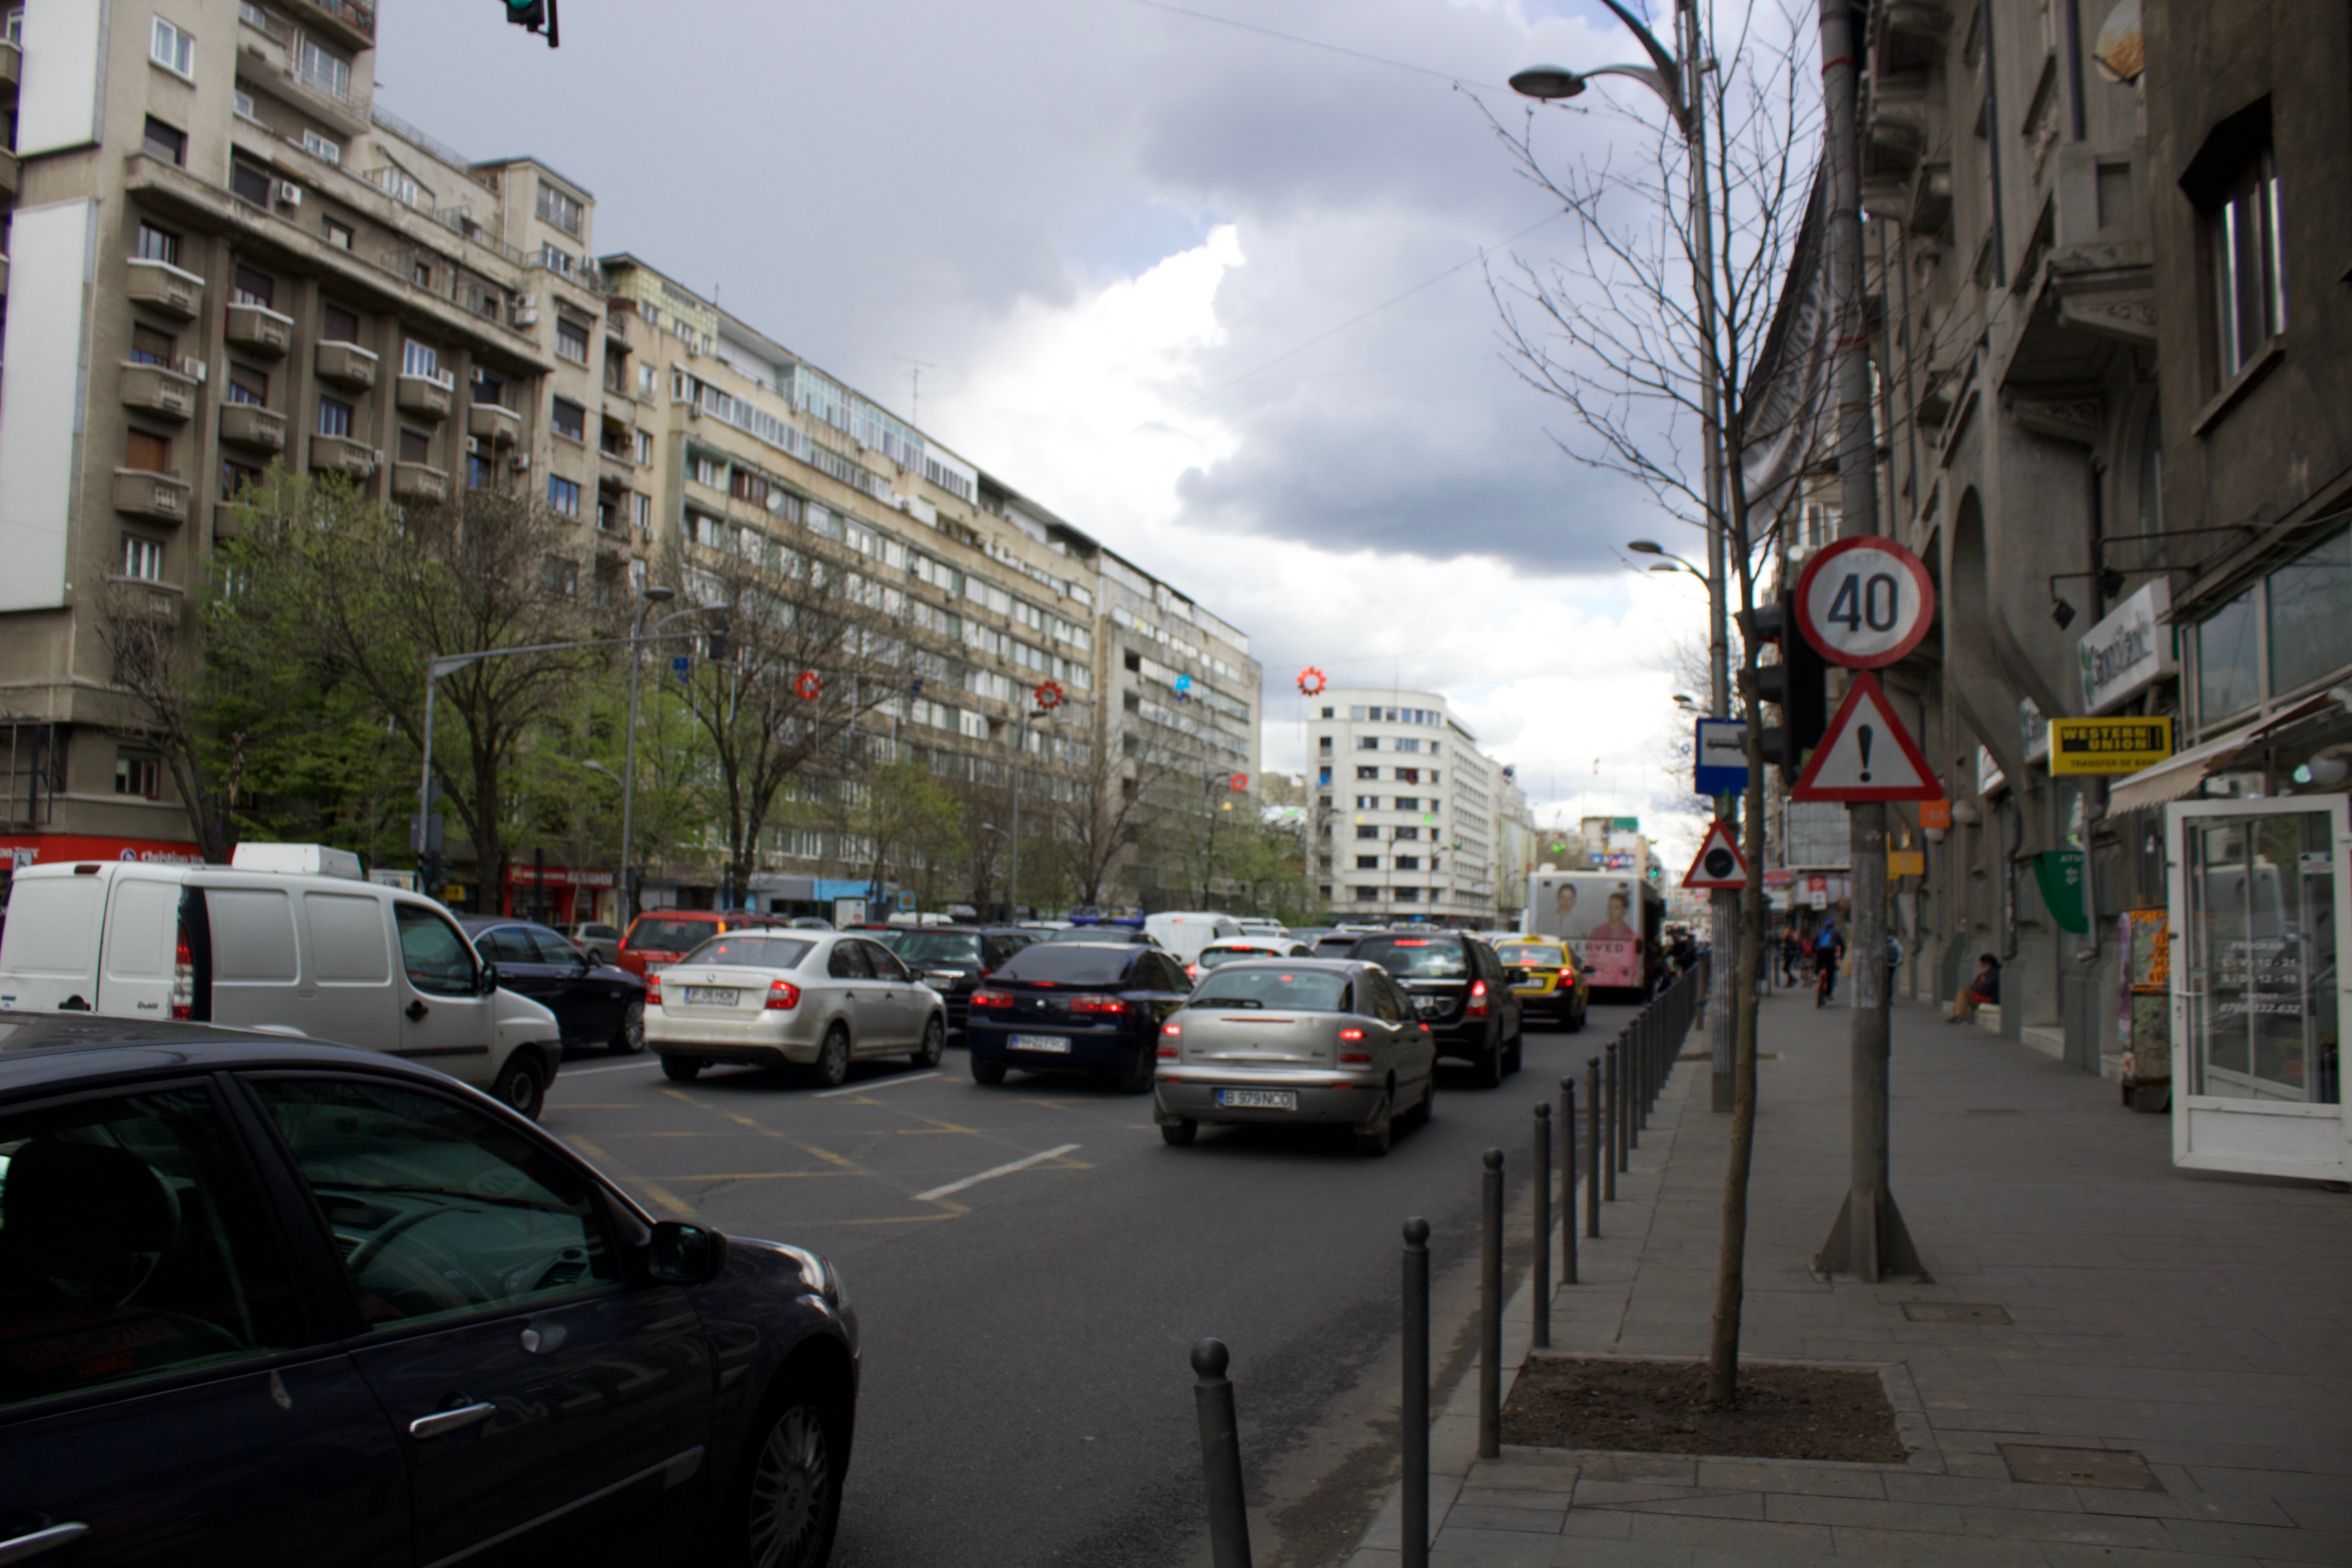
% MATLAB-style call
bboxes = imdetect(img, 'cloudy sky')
[381,0,1754,860]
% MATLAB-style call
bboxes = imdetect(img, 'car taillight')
[1186,962,1200,979]
[970,989,1012,1009]
[645,974,663,1006]
[1157,1024,1180,1060]
[1162,1020,1183,1037]
[1338,1027,1365,1041]
[1069,994,1126,1016]
[766,979,801,1010]
[171,924,195,1020]
[1466,978,1490,1019]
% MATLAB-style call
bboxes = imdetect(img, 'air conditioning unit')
[514,294,536,310]
[511,453,531,470]
[464,435,480,455]
[276,181,304,206]
[370,449,385,473]
[176,357,208,383]
[514,309,539,327]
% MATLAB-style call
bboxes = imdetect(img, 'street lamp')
[617,585,673,925]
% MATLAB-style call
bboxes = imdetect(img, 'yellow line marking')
[565,1136,695,1217]
[803,1146,859,1170]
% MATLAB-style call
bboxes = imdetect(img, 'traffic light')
[501,0,558,47]
[705,623,729,662]
[1741,593,1828,780]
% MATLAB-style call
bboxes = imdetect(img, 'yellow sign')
[2049,716,2174,775]
[1887,849,1926,876]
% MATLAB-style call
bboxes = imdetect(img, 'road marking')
[565,1135,694,1217]
[914,1143,1082,1203]
[813,1071,943,1099]
[561,1059,668,1077]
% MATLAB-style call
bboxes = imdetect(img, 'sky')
[378,0,1752,864]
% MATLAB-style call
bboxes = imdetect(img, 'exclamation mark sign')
[1857,725,1875,783]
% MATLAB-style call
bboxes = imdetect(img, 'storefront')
[2,833,207,905]
[501,863,617,926]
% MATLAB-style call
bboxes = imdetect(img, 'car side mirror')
[647,1220,726,1284]
[479,961,500,995]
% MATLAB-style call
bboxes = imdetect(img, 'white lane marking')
[914,1143,1081,1203]
[560,1059,669,1078]
[813,1071,943,1100]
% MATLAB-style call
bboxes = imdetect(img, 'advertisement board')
[1526,872,1648,989]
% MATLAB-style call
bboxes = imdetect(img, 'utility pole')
[1813,0,1920,1281]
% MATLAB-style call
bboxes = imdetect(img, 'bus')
[1524,871,1665,1000]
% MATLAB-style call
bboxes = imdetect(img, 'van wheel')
[610,997,647,1055]
[492,1055,545,1120]
[662,1055,702,1082]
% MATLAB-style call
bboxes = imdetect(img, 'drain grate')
[1901,1301,2012,1324]
[1999,1444,2164,1491]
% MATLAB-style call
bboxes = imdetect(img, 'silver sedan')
[649,929,946,1087]
[1152,959,1436,1156]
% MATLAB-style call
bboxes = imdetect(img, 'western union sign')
[2048,716,2174,775]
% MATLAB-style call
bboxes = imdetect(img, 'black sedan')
[0,1010,858,1567]
[461,917,648,1055]
[1348,930,1525,1088]
[964,941,1194,1093]
[889,925,1037,1034]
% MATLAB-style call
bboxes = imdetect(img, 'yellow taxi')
[1492,938,1589,1031]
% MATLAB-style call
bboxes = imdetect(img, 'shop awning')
[2106,691,2335,813]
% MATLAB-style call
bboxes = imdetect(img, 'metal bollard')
[1192,1338,1254,1568]
[1532,1102,1551,1349]
[1401,1218,1430,1568]
[1617,1030,1632,1175]
[1628,1014,1643,1149]
[1479,1147,1503,1460]
[1602,1042,1618,1200]
[1559,1076,1578,1284]
[1588,1055,1605,1222]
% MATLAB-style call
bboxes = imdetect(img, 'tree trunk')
[1706,665,1770,1405]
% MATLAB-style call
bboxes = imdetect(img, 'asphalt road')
[540,997,1651,1566]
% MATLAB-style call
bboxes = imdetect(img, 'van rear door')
[99,874,186,1019]
[0,868,109,1011]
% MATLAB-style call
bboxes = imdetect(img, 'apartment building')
[1308,689,1516,926]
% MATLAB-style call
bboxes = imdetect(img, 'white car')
[1233,917,1290,940]
[1188,936,1311,980]
[649,928,946,1087]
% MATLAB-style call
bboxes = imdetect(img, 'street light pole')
[617,585,675,925]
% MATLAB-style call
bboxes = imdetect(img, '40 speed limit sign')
[1792,536,1936,668]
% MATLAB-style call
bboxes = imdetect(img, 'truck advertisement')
[1525,872,1656,993]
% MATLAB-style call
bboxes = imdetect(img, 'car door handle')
[408,1401,498,1440]
[406,1000,428,1022]
[0,1524,90,1565]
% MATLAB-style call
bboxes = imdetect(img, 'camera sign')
[1793,536,1936,668]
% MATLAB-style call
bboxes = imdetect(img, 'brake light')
[645,974,663,1006]
[970,989,1012,1009]
[1186,962,1200,979]
[1466,978,1490,1019]
[1162,1020,1184,1037]
[171,924,195,1020]
[765,979,802,1011]
[1069,994,1127,1016]
[1338,1027,1365,1042]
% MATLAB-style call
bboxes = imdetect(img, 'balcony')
[0,39,20,96]
[598,464,633,493]
[114,469,193,524]
[288,0,376,50]
[315,340,378,388]
[106,575,184,625]
[310,434,376,479]
[468,402,520,446]
[391,463,449,504]
[0,148,16,202]
[225,302,294,358]
[119,362,201,422]
[395,375,453,421]
[219,402,289,453]
[127,259,205,321]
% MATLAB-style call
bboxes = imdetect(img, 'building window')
[550,397,585,441]
[468,453,494,490]
[322,216,354,250]
[1396,767,1419,784]
[2194,586,2260,726]
[1316,766,1332,786]
[694,456,722,488]
[629,493,651,532]
[124,430,171,474]
[542,556,578,598]
[229,266,273,308]
[317,397,353,437]
[220,460,262,501]
[149,16,195,76]
[1395,796,1420,811]
[299,127,342,165]
[397,428,432,465]
[2269,528,2352,698]
[5,8,23,45]
[1356,765,1377,780]
[135,222,181,265]
[2207,150,2284,384]
[730,468,768,505]
[535,184,584,236]
[1396,737,1421,753]
[538,243,574,276]
[1394,826,1421,841]
[1355,826,1379,841]
[547,475,581,517]
[412,260,432,289]
[1318,735,1333,754]
[322,302,360,343]
[1354,887,1381,902]
[225,366,267,406]
[1357,736,1379,751]
[1394,855,1421,871]
[296,36,349,100]
[555,318,589,363]
[1393,887,1421,903]
[402,340,441,380]
[130,325,176,366]
[230,160,273,206]
[142,116,187,166]
[121,533,166,581]
[116,752,163,799]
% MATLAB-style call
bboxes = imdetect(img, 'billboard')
[1527,872,1647,989]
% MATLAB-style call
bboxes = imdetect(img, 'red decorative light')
[795,670,823,701]
[1034,679,1065,710]
[1296,667,1327,696]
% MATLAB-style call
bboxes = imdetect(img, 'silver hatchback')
[1153,959,1437,1156]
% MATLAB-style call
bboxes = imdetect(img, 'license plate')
[1011,1034,1070,1053]
[683,987,739,1006]
[1216,1088,1297,1110]
[1416,997,1448,1016]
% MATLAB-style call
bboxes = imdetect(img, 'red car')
[616,910,781,977]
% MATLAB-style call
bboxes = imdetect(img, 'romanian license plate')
[1416,997,1448,1016]
[683,987,739,1006]
[1011,1034,1070,1053]
[1216,1088,1297,1110]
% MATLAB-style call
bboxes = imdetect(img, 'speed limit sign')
[1792,536,1936,667]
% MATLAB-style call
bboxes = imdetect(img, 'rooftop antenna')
[896,358,937,426]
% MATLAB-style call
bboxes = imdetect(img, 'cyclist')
[1812,918,1847,1006]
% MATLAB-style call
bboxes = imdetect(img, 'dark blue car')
[0,1011,857,1567]
[964,942,1194,1093]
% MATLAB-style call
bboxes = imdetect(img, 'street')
[542,1004,1646,1566]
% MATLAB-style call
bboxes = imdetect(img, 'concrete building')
[1308,689,1518,926]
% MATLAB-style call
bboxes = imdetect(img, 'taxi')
[1493,937,1589,1031]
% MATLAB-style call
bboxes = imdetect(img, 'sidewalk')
[1345,991,2352,1566]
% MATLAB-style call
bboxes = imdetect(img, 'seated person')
[1947,953,2000,1022]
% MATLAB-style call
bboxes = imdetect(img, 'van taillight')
[171,925,195,1020]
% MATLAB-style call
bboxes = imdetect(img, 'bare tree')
[1053,711,1199,911]
[1485,0,1826,1404]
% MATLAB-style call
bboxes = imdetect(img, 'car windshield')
[996,945,1135,985]
[1353,936,1470,979]
[896,931,985,965]
[627,917,720,952]
[682,936,814,970]
[1188,969,1349,1011]
[1198,945,1282,970]
[1497,944,1566,967]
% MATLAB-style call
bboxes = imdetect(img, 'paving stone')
[1444,1504,1568,1534]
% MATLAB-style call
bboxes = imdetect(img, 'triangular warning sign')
[1682,820,1749,888]
[1791,672,1945,802]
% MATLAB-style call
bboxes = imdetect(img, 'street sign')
[1791,672,1944,802]
[1918,798,1952,830]
[1887,848,1926,876]
[1694,719,1749,795]
[1793,536,1936,668]
[2048,715,2174,775]
[1681,820,1748,889]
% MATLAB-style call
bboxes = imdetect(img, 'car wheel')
[1113,1047,1155,1095]
[1504,1031,1524,1075]
[1407,1073,1436,1128]
[1470,1039,1502,1090]
[1161,1119,1197,1147]
[661,1054,703,1082]
[1352,1095,1394,1157]
[1568,995,1588,1033]
[911,1015,945,1069]
[491,1054,545,1120]
[809,1026,851,1089]
[971,1055,1007,1086]
[733,1392,842,1568]
[609,996,647,1055]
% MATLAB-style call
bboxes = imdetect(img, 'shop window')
[2195,586,2261,726]
[2267,529,2352,699]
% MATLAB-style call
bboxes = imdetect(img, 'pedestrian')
[1947,953,2000,1022]
[1812,918,1846,1005]
[1779,926,1803,986]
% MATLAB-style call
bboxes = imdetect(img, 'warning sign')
[1681,820,1749,889]
[1791,672,1945,802]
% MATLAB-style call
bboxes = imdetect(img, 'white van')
[0,844,564,1117]
[1144,911,1243,967]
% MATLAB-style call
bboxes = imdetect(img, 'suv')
[617,909,779,977]
[562,920,623,964]
[1348,930,1524,1088]
[888,925,1036,1034]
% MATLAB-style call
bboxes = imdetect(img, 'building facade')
[1308,689,1520,926]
